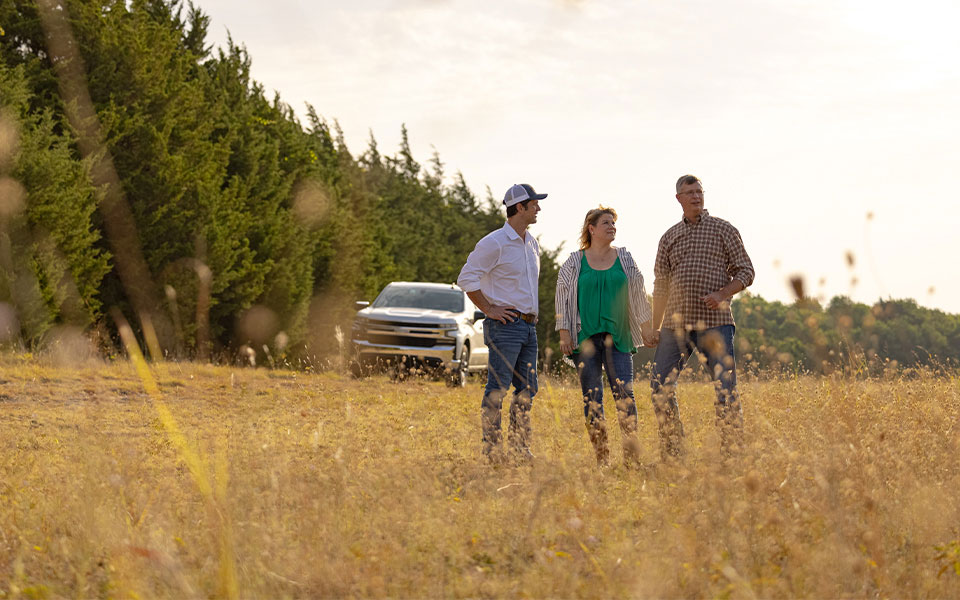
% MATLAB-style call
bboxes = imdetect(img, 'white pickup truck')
[349,282,489,386]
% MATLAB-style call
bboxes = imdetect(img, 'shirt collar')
[683,208,709,225]
[501,221,522,240]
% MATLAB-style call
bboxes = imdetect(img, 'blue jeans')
[481,317,538,454]
[575,333,637,431]
[650,325,743,457]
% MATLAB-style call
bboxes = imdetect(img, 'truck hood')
[359,307,459,324]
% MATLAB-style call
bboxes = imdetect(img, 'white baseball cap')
[503,183,548,208]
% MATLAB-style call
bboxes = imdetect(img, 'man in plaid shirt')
[649,174,755,459]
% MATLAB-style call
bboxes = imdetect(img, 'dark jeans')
[481,317,538,455]
[574,332,637,431]
[650,325,742,457]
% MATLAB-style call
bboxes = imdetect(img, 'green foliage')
[536,243,562,364]
[2,0,326,355]
[733,293,960,374]
[0,60,110,344]
[202,41,319,349]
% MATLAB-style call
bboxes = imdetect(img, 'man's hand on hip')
[484,304,518,324]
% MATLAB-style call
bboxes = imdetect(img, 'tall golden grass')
[1,354,958,597]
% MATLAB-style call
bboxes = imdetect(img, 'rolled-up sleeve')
[622,250,652,349]
[457,236,500,292]
[628,266,652,325]
[652,235,671,301]
[554,253,579,332]
[724,226,755,289]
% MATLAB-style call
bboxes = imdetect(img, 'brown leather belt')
[516,312,538,324]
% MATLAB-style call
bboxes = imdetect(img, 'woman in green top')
[555,207,657,466]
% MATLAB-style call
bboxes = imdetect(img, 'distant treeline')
[0,1,956,371]
[627,295,960,377]
[731,294,960,374]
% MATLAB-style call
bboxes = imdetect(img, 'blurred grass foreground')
[1,355,958,598]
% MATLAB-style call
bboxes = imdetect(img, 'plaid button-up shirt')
[653,209,754,330]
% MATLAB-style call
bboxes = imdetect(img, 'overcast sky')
[193,0,960,313]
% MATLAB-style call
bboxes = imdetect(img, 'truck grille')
[357,319,450,348]
[366,334,438,348]
[366,319,440,328]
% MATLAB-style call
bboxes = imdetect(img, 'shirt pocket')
[702,231,726,267]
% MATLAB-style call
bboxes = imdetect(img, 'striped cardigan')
[554,247,653,351]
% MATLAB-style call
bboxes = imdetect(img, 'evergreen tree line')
[0,0,563,364]
[1,0,957,372]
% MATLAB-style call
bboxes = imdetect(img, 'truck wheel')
[391,357,411,382]
[349,361,366,379]
[446,345,469,388]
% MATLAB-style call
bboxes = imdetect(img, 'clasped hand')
[641,330,660,347]
[558,330,574,356]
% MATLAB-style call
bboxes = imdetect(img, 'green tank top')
[576,252,634,353]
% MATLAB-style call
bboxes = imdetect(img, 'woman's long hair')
[579,206,618,250]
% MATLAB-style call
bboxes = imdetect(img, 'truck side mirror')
[355,301,370,311]
[473,310,485,323]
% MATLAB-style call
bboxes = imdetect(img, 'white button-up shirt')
[457,222,540,315]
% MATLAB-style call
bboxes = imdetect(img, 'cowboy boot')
[656,409,685,461]
[508,393,534,464]
[587,421,610,467]
[653,391,685,461]
[616,397,643,468]
[716,394,744,457]
[481,389,506,463]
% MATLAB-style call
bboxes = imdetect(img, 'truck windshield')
[373,287,465,312]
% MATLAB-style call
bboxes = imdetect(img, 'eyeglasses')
[678,189,705,196]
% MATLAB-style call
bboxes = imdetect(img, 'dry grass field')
[1,353,959,598]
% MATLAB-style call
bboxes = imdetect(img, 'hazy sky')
[194,0,960,313]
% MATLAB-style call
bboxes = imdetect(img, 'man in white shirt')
[457,183,546,464]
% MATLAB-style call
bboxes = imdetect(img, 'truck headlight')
[442,326,459,338]
[352,318,368,338]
